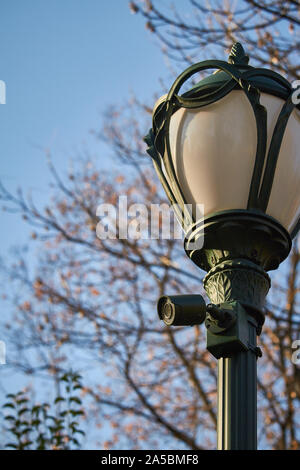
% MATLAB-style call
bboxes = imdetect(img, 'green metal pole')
[217,316,258,450]
[203,259,270,450]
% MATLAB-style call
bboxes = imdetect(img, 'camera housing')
[157,295,207,326]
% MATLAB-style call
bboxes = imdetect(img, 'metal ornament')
[144,42,299,237]
[145,42,295,323]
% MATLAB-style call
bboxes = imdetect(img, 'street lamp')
[145,42,300,450]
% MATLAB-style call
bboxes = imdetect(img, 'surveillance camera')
[157,295,207,326]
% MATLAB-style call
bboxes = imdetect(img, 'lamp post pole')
[185,215,284,450]
[145,42,299,450]
[217,328,258,450]
[204,271,263,450]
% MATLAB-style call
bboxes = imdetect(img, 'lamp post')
[145,43,300,450]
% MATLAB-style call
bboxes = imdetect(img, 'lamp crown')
[146,38,299,247]
[228,42,249,65]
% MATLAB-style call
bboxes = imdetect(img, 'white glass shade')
[167,90,300,234]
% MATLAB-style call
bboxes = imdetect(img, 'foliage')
[3,372,85,450]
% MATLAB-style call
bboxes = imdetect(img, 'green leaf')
[6,393,16,399]
[70,421,79,427]
[54,419,64,425]
[70,397,81,404]
[46,414,56,422]
[3,403,15,409]
[32,405,41,415]
[60,373,70,382]
[73,374,82,381]
[54,396,65,404]
[31,419,41,426]
[72,437,79,446]
[70,409,84,416]
[22,441,33,448]
[21,427,32,435]
[54,425,64,432]
[5,443,18,449]
[4,415,16,421]
[16,398,29,405]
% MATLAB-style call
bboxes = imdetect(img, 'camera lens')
[157,295,207,326]
[163,302,173,320]
[158,297,175,325]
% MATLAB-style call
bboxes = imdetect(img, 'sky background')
[0,1,171,442]
[0,0,168,254]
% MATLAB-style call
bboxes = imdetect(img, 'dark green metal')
[204,274,265,450]
[258,95,295,211]
[183,208,290,450]
[157,295,206,326]
[206,302,251,358]
[204,259,270,329]
[184,210,291,272]
[291,218,300,240]
[207,303,259,446]
[145,43,297,451]
[217,316,258,450]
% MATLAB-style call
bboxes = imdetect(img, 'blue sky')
[0,0,167,252]
[0,0,169,433]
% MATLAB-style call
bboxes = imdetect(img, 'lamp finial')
[228,42,249,65]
